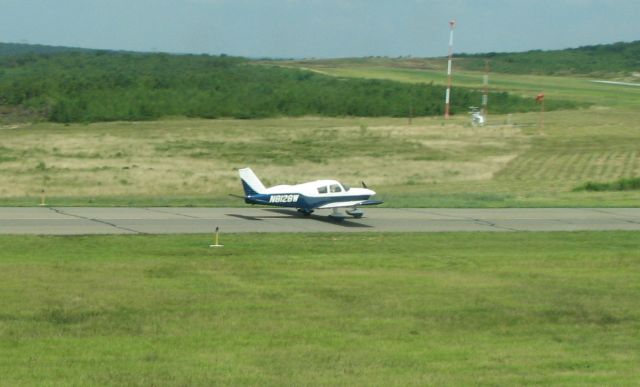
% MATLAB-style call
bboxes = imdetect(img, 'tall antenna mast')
[444,19,456,120]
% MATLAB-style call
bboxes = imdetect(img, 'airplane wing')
[316,200,383,209]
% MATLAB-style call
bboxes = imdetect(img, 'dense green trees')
[0,48,574,123]
[458,40,640,76]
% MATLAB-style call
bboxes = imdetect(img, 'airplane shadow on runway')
[225,209,373,228]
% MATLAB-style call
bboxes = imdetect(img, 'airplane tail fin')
[238,167,266,196]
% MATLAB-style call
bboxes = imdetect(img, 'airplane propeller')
[361,181,368,189]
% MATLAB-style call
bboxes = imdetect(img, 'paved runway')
[1,207,640,235]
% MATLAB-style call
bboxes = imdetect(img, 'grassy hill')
[0,47,574,124]
[0,39,636,125]
[279,40,640,91]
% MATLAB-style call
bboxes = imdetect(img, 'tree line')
[457,40,640,76]
[0,50,579,123]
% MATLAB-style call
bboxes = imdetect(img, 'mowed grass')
[4,110,639,207]
[0,232,638,385]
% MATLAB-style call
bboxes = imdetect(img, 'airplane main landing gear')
[328,208,347,222]
[298,208,314,216]
[346,209,364,218]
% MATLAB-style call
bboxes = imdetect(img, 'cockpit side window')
[330,184,342,193]
[317,186,328,194]
[341,182,350,191]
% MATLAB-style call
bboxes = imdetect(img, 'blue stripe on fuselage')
[244,193,370,210]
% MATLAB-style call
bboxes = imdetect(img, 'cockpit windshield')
[319,182,350,194]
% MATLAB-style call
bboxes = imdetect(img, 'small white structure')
[469,106,485,127]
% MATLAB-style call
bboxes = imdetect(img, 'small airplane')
[237,167,382,220]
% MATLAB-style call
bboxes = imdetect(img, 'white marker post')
[39,189,46,206]
[444,19,456,120]
[210,226,223,247]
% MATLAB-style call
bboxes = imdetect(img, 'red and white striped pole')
[444,19,456,120]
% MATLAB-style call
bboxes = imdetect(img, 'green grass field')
[1,232,638,385]
[2,108,640,207]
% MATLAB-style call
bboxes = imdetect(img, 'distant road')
[2,207,640,235]
[592,80,640,87]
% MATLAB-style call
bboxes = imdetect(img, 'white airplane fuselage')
[239,168,382,217]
